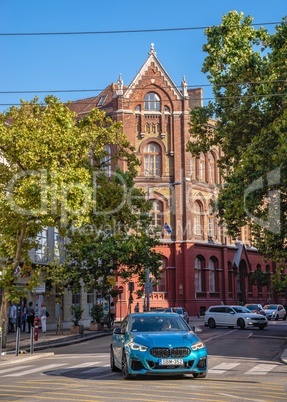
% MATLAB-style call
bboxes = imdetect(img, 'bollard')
[34,317,40,342]
[15,327,20,356]
[30,327,34,354]
[0,329,1,356]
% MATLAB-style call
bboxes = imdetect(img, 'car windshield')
[264,305,276,310]
[232,307,251,313]
[129,315,188,332]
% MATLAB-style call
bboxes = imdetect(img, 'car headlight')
[191,341,205,351]
[246,317,251,320]
[127,341,148,352]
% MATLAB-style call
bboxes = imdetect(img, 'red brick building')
[71,44,281,318]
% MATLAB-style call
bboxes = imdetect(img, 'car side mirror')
[113,327,125,335]
[192,326,202,333]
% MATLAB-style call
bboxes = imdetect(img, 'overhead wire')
[0,21,282,36]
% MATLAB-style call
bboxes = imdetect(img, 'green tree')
[250,268,270,299]
[0,96,133,347]
[187,12,287,272]
[53,168,163,298]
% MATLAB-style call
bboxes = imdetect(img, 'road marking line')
[244,363,277,375]
[0,365,32,374]
[209,363,240,374]
[3,363,67,377]
[68,362,101,368]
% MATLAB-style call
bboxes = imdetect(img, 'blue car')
[110,312,208,379]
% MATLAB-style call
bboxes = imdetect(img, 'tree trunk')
[0,292,9,349]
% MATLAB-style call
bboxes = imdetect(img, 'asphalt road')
[0,320,286,401]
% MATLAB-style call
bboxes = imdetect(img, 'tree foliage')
[55,168,163,298]
[0,96,136,345]
[187,11,287,280]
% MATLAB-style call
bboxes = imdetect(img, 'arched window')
[208,257,218,293]
[144,92,161,111]
[153,259,166,292]
[194,201,204,237]
[208,152,216,183]
[195,256,204,292]
[151,200,163,228]
[198,153,206,181]
[144,142,161,176]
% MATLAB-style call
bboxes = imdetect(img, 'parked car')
[110,312,207,379]
[164,307,189,323]
[204,305,268,330]
[263,304,287,321]
[244,304,265,315]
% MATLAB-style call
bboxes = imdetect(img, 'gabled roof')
[124,43,183,100]
[69,83,119,116]
[232,241,252,269]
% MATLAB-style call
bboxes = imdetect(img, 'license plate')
[159,358,184,365]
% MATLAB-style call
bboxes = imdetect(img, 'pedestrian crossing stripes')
[0,360,285,378]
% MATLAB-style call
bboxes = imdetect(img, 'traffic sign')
[118,285,124,293]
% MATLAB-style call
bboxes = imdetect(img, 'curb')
[280,349,287,365]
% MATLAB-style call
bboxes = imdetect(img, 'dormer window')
[98,95,107,106]
[144,92,160,111]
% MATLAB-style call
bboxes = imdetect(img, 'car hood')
[263,309,276,314]
[240,312,267,319]
[128,331,201,348]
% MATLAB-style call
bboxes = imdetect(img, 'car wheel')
[275,314,279,321]
[122,351,133,380]
[110,347,120,372]
[237,318,245,329]
[193,372,207,379]
[283,314,287,321]
[208,318,216,329]
[259,325,265,330]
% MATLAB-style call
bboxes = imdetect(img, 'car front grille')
[252,317,266,322]
[150,347,190,358]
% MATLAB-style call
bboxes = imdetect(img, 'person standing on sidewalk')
[9,302,17,333]
[26,302,35,333]
[39,303,47,333]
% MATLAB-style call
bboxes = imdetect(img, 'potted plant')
[70,305,84,334]
[90,303,104,330]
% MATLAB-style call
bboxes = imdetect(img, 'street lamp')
[145,181,182,311]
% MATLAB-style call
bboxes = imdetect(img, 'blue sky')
[1,1,286,113]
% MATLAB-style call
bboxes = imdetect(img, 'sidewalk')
[0,325,115,365]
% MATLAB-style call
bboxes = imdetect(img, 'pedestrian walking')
[39,303,47,333]
[26,301,35,333]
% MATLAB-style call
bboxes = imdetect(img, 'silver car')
[263,304,287,321]
[165,307,189,323]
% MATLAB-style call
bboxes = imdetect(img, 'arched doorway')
[237,260,248,304]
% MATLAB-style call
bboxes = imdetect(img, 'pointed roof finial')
[181,75,188,97]
[149,43,156,56]
[117,73,123,90]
